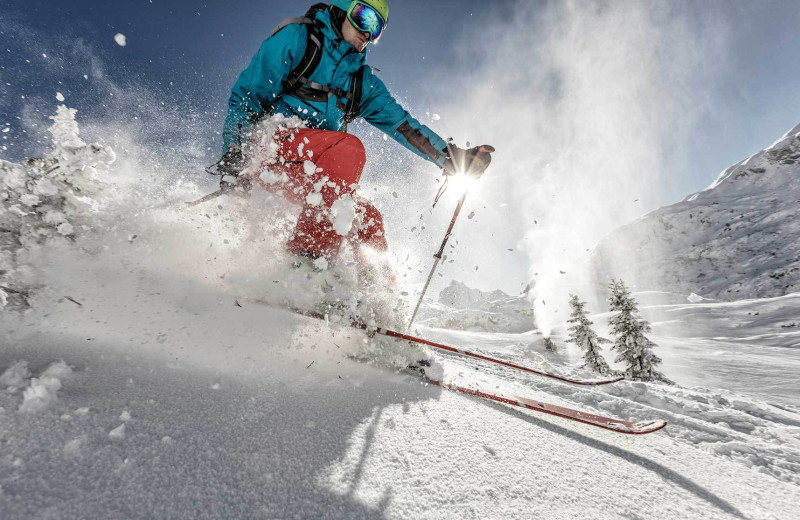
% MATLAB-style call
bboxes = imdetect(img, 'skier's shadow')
[479,400,749,520]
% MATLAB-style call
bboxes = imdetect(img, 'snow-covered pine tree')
[0,104,114,310]
[566,294,612,374]
[607,280,671,383]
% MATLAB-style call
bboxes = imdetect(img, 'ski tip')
[630,419,667,434]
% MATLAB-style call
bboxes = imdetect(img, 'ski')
[422,377,667,435]
[238,297,666,434]
[236,297,624,386]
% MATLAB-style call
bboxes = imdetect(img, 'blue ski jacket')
[222,8,448,168]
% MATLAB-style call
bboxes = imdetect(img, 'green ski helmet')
[331,0,389,26]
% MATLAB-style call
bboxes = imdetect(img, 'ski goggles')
[347,2,386,42]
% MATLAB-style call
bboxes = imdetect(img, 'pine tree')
[566,294,612,375]
[607,280,671,383]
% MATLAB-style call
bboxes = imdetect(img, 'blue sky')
[2,0,799,201]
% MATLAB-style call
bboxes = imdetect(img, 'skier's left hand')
[442,144,495,178]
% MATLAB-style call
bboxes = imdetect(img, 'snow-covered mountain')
[438,280,510,309]
[592,122,800,300]
[416,280,535,333]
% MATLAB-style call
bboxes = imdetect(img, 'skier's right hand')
[217,149,244,177]
[442,144,495,178]
[220,173,252,195]
[216,150,252,196]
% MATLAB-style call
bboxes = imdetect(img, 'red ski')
[425,379,666,435]
[237,297,623,385]
[236,298,666,435]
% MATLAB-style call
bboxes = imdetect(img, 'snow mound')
[0,360,31,393]
[592,120,800,300]
[18,361,72,413]
[109,423,126,440]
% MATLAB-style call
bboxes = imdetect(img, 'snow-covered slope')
[592,123,800,300]
[3,289,800,519]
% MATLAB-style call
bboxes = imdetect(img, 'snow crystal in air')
[313,257,329,271]
[432,113,441,121]
[56,92,65,102]
[330,195,356,236]
[259,168,282,185]
[306,192,323,206]
[114,33,127,47]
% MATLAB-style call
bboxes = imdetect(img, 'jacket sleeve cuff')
[397,120,449,166]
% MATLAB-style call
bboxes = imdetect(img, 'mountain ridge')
[591,122,800,300]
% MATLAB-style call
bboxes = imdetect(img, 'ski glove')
[442,144,495,178]
[216,150,252,195]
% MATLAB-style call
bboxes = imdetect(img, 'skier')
[216,0,494,274]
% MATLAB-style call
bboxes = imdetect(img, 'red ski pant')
[254,128,387,258]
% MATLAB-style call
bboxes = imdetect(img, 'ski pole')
[185,187,249,207]
[185,189,227,207]
[407,188,470,331]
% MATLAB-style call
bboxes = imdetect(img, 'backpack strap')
[271,2,328,37]
[282,24,324,93]
[270,3,329,94]
[268,4,364,131]
[270,17,311,37]
[342,66,365,131]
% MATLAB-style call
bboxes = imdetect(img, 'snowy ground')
[2,109,800,519]
[3,278,800,518]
